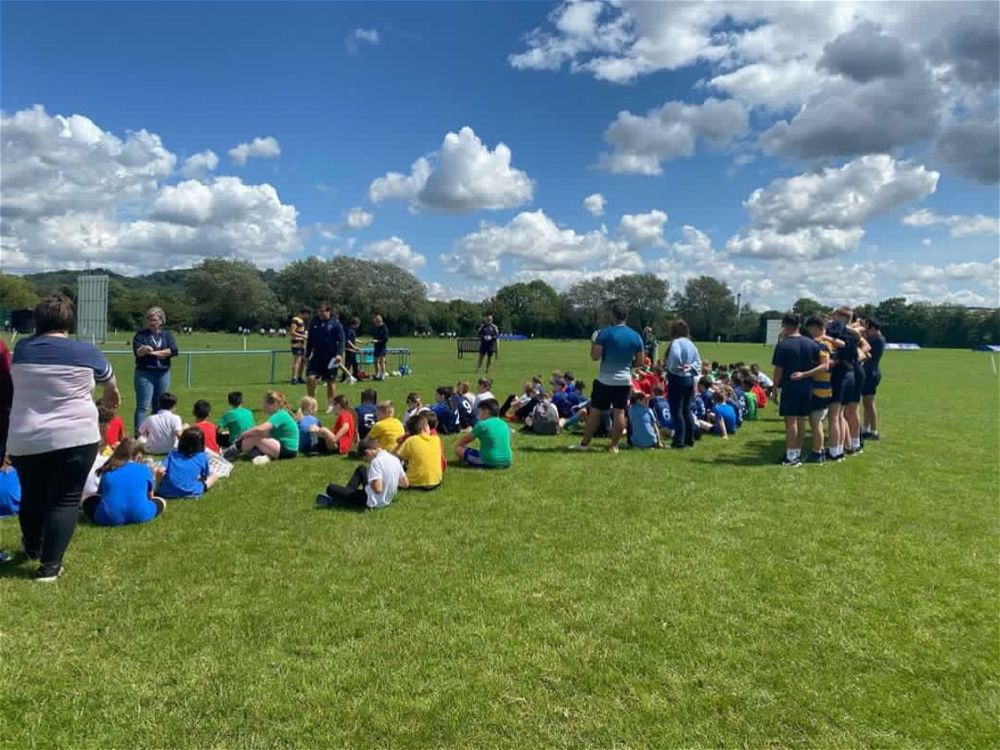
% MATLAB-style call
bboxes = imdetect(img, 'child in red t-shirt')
[192,400,220,453]
[315,395,357,455]
[100,403,127,448]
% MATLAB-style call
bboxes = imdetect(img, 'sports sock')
[829,445,843,457]
[851,438,861,450]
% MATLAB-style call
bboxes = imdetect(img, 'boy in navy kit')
[355,388,379,439]
[772,313,820,467]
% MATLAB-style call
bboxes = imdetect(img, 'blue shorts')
[373,345,387,359]
[461,448,508,469]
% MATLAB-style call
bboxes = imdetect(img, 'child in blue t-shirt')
[649,385,675,440]
[82,439,165,526]
[355,388,379,439]
[0,458,21,517]
[711,391,737,438]
[296,396,322,454]
[453,381,477,429]
[157,426,217,499]
[627,392,660,449]
[432,386,461,434]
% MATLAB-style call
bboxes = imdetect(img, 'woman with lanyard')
[664,319,702,449]
[132,306,178,434]
[7,295,121,581]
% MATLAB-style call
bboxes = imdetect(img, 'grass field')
[1,334,997,749]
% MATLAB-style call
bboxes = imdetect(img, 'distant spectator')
[132,306,178,434]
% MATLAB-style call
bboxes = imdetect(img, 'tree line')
[1,258,996,348]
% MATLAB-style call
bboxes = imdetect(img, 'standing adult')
[0,338,11,458]
[642,326,658,364]
[305,303,345,412]
[570,302,644,454]
[371,314,389,381]
[341,316,361,382]
[475,313,500,373]
[289,306,310,385]
[772,313,820,467]
[132,306,178,434]
[861,319,886,441]
[8,295,121,581]
[663,319,702,449]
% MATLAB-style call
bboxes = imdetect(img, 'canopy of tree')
[7,260,997,347]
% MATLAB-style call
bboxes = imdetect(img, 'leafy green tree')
[0,273,39,310]
[489,280,563,336]
[187,259,281,330]
[607,274,669,331]
[792,297,827,318]
[673,276,737,341]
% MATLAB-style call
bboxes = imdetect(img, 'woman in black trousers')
[7,296,120,582]
[663,319,702,448]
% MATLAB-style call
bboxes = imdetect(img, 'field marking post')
[185,352,193,389]
[992,355,997,376]
[269,351,277,384]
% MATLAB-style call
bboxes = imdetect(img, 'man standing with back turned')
[570,302,644,454]
[772,313,820,467]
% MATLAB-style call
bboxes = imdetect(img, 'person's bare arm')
[633,350,645,367]
[590,343,603,361]
[772,366,783,394]
[241,421,274,439]
[101,375,121,409]
[399,472,410,489]
[719,419,728,439]
[456,432,475,449]
[790,360,829,381]
[370,478,383,493]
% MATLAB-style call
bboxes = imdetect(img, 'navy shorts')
[830,368,855,404]
[846,366,865,404]
[373,345,387,359]
[479,340,496,355]
[590,380,630,411]
[307,357,337,381]
[461,448,508,469]
[810,396,831,414]
[862,369,881,396]
[779,384,812,417]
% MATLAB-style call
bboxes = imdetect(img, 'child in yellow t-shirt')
[367,401,405,451]
[396,414,443,490]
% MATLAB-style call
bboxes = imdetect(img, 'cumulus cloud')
[583,192,606,216]
[358,237,426,272]
[440,209,639,278]
[934,116,1000,185]
[345,206,374,229]
[619,209,668,249]
[600,98,747,175]
[902,209,1000,237]
[347,27,380,53]
[727,154,939,260]
[180,150,219,178]
[818,22,908,82]
[369,126,533,212]
[0,106,299,274]
[228,136,281,165]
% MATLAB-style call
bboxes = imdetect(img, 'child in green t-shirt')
[217,391,256,448]
[228,391,300,464]
[454,399,512,469]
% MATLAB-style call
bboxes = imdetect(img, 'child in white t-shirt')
[138,392,184,454]
[472,377,496,411]
[315,437,408,509]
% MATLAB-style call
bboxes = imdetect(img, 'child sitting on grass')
[217,391,255,448]
[192,399,219,453]
[315,437,409,509]
[313,395,357,455]
[472,377,496,410]
[454,381,476,429]
[355,388,379,439]
[157,426,218,498]
[431,386,460,434]
[710,391,736,439]
[138,392,184,454]
[454,399,512,469]
[296,396,322,454]
[404,392,425,422]
[226,391,300,464]
[524,391,560,435]
[367,400,405,451]
[396,414,443,490]
[0,456,21,518]
[82,438,166,525]
[101,402,126,448]
[649,385,675,441]
[627,392,661,449]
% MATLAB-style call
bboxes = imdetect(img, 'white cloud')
[358,237,426,272]
[583,192,606,216]
[0,106,299,274]
[369,126,533,213]
[619,209,668,249]
[440,209,639,278]
[347,28,380,53]
[902,209,1000,237]
[180,150,219,178]
[600,98,747,175]
[425,280,496,302]
[727,155,939,260]
[228,136,281,165]
[345,206,374,229]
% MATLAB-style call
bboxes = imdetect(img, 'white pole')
[992,355,997,376]
[243,335,248,352]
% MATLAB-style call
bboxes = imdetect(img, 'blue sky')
[2,1,998,309]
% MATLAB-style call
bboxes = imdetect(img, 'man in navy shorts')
[305,303,345,412]
[771,313,820,467]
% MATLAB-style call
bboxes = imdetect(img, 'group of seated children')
[315,390,513,511]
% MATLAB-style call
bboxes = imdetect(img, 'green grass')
[1,335,997,749]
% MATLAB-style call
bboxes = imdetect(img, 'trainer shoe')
[0,550,11,564]
[315,493,334,509]
[806,451,826,464]
[34,564,64,582]
[326,404,335,414]
[826,450,845,463]
[568,443,591,451]
[251,455,271,466]
[866,432,881,441]
[221,445,241,462]
[780,456,803,467]
[348,376,358,385]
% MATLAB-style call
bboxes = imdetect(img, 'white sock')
[786,449,800,461]
[829,446,843,457]
[851,438,861,450]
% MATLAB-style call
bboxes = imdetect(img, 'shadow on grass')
[687,438,785,467]
[0,557,37,579]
